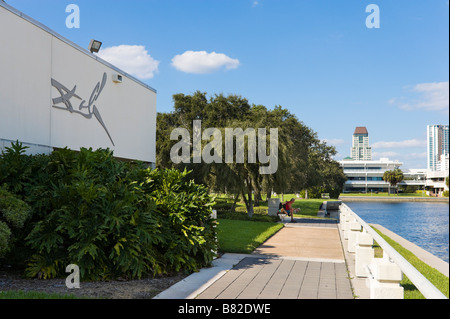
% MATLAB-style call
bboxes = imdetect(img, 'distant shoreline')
[339,196,449,203]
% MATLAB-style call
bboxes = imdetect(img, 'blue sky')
[6,0,449,169]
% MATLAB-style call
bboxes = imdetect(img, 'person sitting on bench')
[278,198,297,223]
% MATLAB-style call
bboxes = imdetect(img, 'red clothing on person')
[285,201,294,211]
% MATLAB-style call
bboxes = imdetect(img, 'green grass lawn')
[216,219,284,254]
[291,198,327,217]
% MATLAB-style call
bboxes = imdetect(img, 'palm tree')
[383,169,404,195]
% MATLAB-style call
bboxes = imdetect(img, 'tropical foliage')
[0,142,217,280]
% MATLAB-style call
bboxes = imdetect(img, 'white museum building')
[339,157,404,194]
[0,2,157,166]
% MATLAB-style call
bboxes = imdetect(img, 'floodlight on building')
[112,74,123,83]
[88,39,102,53]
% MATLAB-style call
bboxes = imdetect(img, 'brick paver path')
[196,257,353,299]
[196,218,354,299]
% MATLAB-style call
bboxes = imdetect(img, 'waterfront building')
[339,124,449,196]
[0,2,157,166]
[425,125,449,196]
[425,170,449,196]
[398,167,449,197]
[351,127,372,161]
[427,125,449,172]
[339,158,403,193]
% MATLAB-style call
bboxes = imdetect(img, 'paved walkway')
[196,218,352,299]
[196,256,352,299]
[155,217,355,299]
[154,214,449,300]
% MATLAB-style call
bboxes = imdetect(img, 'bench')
[277,211,288,222]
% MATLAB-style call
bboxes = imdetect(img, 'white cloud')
[372,139,426,149]
[97,45,160,80]
[372,139,427,167]
[390,81,449,112]
[171,51,240,74]
[372,151,426,161]
[322,138,345,146]
[252,1,260,7]
[372,151,400,159]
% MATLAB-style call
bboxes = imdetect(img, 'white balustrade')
[339,203,447,300]
[348,222,361,253]
[355,231,374,278]
[366,255,404,299]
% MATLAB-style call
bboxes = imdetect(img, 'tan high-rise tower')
[351,127,372,161]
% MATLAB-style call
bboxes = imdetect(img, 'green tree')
[156,92,346,216]
[383,169,404,195]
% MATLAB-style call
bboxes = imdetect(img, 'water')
[345,201,449,263]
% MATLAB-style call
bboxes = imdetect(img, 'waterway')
[345,201,449,263]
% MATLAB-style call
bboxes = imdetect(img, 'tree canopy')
[382,169,404,195]
[156,91,346,216]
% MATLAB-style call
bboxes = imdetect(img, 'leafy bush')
[0,185,32,258]
[300,187,340,199]
[235,206,268,215]
[218,206,278,223]
[0,145,217,280]
[212,202,234,212]
[0,141,33,195]
[0,221,11,257]
[147,169,217,273]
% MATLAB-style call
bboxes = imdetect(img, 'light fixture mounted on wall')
[88,39,102,53]
[112,74,123,83]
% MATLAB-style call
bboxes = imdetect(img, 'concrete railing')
[339,203,447,299]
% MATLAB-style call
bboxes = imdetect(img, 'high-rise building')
[427,125,449,171]
[351,127,372,161]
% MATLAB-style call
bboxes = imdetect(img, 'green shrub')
[0,141,33,195]
[213,202,234,211]
[0,221,11,257]
[0,146,217,280]
[218,207,278,223]
[300,187,340,199]
[0,185,32,258]
[443,191,449,198]
[147,169,217,273]
[235,206,268,215]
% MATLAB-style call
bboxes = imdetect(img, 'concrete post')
[355,232,374,277]
[268,198,281,216]
[339,210,346,232]
[366,256,404,299]
[344,214,354,240]
[348,222,361,253]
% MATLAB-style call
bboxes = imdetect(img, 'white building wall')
[0,3,156,163]
[339,158,403,193]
